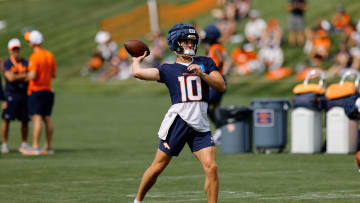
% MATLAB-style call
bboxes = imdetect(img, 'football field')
[0,80,359,203]
[1,0,360,202]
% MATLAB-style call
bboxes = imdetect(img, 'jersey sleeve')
[206,57,219,74]
[156,64,166,83]
[28,55,37,72]
[3,59,12,71]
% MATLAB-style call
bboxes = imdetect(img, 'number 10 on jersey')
[178,76,202,102]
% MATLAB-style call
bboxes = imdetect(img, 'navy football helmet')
[201,24,221,45]
[167,23,199,56]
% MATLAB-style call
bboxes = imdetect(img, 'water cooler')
[291,70,325,153]
[326,70,359,154]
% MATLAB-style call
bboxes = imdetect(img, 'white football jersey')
[158,101,210,140]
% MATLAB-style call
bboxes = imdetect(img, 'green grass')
[0,82,359,203]
[1,0,360,202]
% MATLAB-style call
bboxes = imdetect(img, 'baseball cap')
[95,31,110,44]
[8,38,21,50]
[29,30,44,45]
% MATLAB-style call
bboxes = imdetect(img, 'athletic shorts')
[2,93,29,122]
[28,91,55,116]
[159,116,214,156]
[289,14,304,31]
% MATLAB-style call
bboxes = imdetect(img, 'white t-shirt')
[258,46,284,67]
[97,41,118,61]
[245,19,267,39]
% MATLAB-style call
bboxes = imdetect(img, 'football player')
[344,93,360,172]
[201,24,227,130]
[1,38,30,154]
[132,23,225,203]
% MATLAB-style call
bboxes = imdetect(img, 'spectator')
[342,23,355,44]
[1,39,30,154]
[234,0,251,20]
[95,30,118,61]
[231,43,261,75]
[245,10,267,46]
[309,29,331,66]
[261,18,283,47]
[288,0,306,47]
[212,8,236,43]
[224,0,237,21]
[304,19,331,55]
[348,21,360,69]
[116,49,132,81]
[82,31,118,75]
[98,48,132,81]
[327,42,351,78]
[23,30,56,155]
[331,4,351,32]
[258,41,284,71]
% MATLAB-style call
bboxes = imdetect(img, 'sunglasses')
[10,47,20,51]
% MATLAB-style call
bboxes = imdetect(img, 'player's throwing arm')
[131,51,160,81]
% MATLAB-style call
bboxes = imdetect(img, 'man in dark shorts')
[288,0,306,47]
[23,30,57,155]
[1,38,30,154]
[131,23,226,203]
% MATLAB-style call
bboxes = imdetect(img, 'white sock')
[2,143,7,147]
[134,200,143,203]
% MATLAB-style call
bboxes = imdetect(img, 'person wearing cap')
[244,10,267,46]
[95,31,118,61]
[82,31,118,76]
[23,30,57,155]
[1,38,30,154]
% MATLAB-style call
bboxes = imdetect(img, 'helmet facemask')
[167,23,199,57]
[175,34,198,57]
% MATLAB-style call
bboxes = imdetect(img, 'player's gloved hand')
[132,51,148,63]
[188,64,205,77]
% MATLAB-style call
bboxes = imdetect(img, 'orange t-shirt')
[208,43,226,75]
[332,13,350,30]
[232,49,247,65]
[27,48,57,95]
[313,37,331,50]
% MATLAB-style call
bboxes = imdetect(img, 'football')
[124,39,150,57]
[356,151,360,170]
